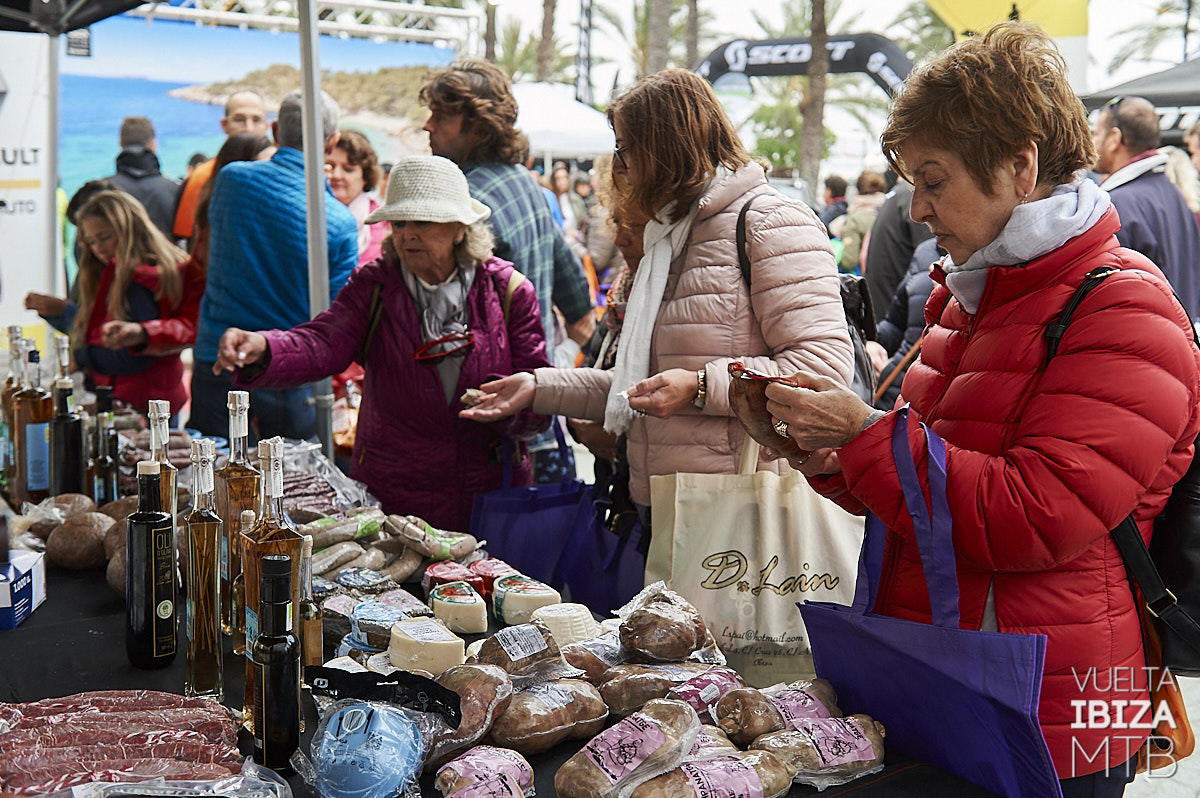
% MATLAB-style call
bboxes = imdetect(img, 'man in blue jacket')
[190,89,358,441]
[1093,96,1200,319]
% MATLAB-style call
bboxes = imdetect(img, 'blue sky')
[60,15,455,82]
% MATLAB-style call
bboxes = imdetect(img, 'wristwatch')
[693,369,707,410]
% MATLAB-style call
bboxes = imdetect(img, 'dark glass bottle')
[49,379,85,496]
[91,386,118,505]
[252,553,300,771]
[126,460,177,669]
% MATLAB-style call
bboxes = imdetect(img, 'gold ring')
[773,418,789,438]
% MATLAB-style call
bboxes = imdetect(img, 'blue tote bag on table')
[799,407,1062,798]
[469,420,582,589]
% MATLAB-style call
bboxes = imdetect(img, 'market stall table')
[0,563,1001,798]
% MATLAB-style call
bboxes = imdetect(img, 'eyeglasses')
[1104,96,1125,139]
[414,330,474,362]
[613,145,629,170]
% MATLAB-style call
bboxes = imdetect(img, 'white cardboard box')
[0,550,46,630]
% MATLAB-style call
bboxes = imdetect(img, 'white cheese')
[430,581,489,634]
[387,617,465,675]
[492,574,561,625]
[530,602,600,645]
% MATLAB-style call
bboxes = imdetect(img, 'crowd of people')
[21,24,1200,795]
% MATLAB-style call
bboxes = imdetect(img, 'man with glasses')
[420,61,594,483]
[1092,95,1200,318]
[172,91,271,247]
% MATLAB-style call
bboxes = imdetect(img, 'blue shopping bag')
[799,407,1061,798]
[555,469,647,614]
[469,420,582,589]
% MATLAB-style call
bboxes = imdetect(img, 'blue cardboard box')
[0,550,46,630]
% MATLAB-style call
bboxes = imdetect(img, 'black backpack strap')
[1043,266,1118,365]
[736,195,760,287]
[1111,515,1200,650]
[362,282,384,360]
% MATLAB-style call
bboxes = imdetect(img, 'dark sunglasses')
[1104,96,1125,138]
[613,145,629,169]
[414,330,474,362]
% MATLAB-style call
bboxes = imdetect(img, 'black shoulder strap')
[362,282,384,359]
[736,195,760,286]
[1043,266,1118,365]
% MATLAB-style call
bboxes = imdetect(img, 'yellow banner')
[926,0,1088,39]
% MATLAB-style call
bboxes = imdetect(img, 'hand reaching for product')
[457,372,536,421]
[99,320,147,350]
[213,327,268,374]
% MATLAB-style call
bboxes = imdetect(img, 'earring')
[1020,192,1030,205]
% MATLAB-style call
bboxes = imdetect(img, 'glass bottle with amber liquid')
[217,391,261,641]
[299,534,323,679]
[148,399,177,540]
[231,509,255,656]
[252,553,300,770]
[185,438,223,700]
[49,379,85,496]
[91,386,118,505]
[241,437,300,733]
[12,349,52,506]
[126,460,177,669]
[1,327,25,491]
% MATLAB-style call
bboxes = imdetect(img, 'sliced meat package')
[629,750,794,798]
[750,714,887,789]
[435,744,535,796]
[598,663,715,719]
[618,587,708,663]
[715,678,841,747]
[488,679,609,755]
[426,664,515,767]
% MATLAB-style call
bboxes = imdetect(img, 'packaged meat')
[618,586,707,662]
[423,561,485,599]
[715,679,841,747]
[336,565,389,592]
[436,744,535,796]
[350,599,409,649]
[666,668,746,725]
[598,663,715,718]
[474,622,581,684]
[631,751,793,798]
[488,679,610,755]
[686,725,739,759]
[427,664,515,767]
[445,772,525,798]
[750,714,886,789]
[385,515,478,561]
[563,631,630,683]
[554,698,701,798]
[377,587,433,617]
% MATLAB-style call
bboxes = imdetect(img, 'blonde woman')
[25,190,201,414]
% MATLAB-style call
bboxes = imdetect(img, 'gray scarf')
[402,255,477,403]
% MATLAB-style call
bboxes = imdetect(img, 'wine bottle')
[1,327,25,490]
[185,439,223,700]
[299,534,323,677]
[147,399,177,546]
[91,386,118,505]
[231,509,254,656]
[12,348,52,506]
[126,460,177,669]
[216,391,261,639]
[49,379,85,496]
[251,553,300,770]
[241,437,300,733]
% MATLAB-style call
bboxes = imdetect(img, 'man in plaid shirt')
[421,61,596,480]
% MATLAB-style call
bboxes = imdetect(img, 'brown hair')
[75,191,187,340]
[334,129,382,193]
[119,117,154,148]
[881,22,1093,195]
[606,69,751,223]
[195,132,273,235]
[856,170,887,194]
[419,61,527,165]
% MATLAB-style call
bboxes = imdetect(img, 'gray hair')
[276,89,340,150]
[458,220,495,263]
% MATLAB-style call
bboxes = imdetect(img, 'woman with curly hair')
[327,128,387,265]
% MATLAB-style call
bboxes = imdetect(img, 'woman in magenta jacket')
[763,24,1200,797]
[214,155,551,529]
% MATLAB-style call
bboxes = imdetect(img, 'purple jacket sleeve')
[491,274,552,441]
[235,266,375,389]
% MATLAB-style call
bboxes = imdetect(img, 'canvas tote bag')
[647,437,864,686]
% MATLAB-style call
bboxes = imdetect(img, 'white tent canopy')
[513,82,614,162]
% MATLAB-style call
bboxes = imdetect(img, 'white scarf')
[943,175,1111,313]
[603,197,702,434]
[1099,151,1169,192]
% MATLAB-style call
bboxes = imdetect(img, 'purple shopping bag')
[799,407,1062,798]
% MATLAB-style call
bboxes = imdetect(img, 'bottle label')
[245,607,259,657]
[150,416,168,454]
[25,422,49,491]
[151,522,176,658]
[263,456,282,499]
[230,405,248,441]
[92,474,103,504]
[186,596,194,642]
[220,536,229,582]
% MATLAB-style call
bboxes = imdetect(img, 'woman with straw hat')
[214,154,552,528]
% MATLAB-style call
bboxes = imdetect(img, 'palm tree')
[798,0,828,193]
[686,0,700,68]
[646,0,671,74]
[595,0,717,81]
[496,18,575,84]
[1107,0,1199,72]
[887,1,953,66]
[537,0,556,81]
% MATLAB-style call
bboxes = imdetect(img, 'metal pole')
[47,34,60,298]
[297,0,335,459]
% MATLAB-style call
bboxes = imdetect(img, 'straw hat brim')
[364,198,491,226]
